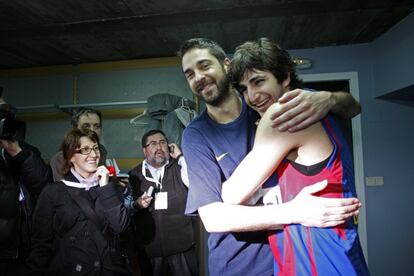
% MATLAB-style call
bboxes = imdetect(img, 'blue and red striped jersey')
[269,116,369,276]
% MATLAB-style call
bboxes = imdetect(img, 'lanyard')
[142,160,168,190]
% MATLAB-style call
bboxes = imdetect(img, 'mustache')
[195,79,210,93]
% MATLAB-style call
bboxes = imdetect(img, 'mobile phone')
[116,173,130,180]
[146,186,154,197]
[169,145,175,153]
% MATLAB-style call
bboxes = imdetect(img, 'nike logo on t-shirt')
[215,152,228,162]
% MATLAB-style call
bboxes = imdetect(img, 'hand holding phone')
[95,166,110,187]
[168,143,182,159]
[136,187,154,209]
[146,186,154,197]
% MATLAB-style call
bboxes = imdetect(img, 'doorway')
[301,72,368,260]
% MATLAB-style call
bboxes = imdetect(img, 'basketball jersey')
[269,116,369,275]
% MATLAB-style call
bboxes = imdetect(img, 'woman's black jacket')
[25,172,131,276]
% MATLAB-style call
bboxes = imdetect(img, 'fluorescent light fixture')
[293,58,312,69]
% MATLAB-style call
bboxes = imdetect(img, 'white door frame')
[300,72,368,261]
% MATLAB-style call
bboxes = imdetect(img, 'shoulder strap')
[64,185,105,232]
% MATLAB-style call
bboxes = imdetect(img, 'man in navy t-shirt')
[177,38,362,275]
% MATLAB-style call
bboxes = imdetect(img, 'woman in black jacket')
[26,129,131,276]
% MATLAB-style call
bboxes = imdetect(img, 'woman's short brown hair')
[61,128,100,175]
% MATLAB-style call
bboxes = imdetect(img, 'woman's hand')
[95,165,110,187]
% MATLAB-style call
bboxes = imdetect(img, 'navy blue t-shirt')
[182,99,273,275]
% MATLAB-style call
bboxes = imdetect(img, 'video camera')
[0,117,26,141]
[0,87,26,141]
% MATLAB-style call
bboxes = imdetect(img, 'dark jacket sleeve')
[25,185,55,275]
[90,182,130,235]
[128,165,144,198]
[7,143,52,199]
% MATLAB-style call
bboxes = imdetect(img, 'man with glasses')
[128,129,197,276]
[50,107,107,181]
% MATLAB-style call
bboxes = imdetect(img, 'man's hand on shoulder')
[270,89,333,132]
[287,180,361,228]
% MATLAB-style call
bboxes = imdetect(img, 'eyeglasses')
[144,140,167,149]
[75,145,100,155]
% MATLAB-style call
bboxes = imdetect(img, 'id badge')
[155,192,168,210]
[263,185,282,205]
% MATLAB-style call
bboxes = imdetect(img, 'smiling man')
[219,37,369,275]
[178,38,362,275]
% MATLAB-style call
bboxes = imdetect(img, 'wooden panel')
[115,157,143,171]
[0,57,179,77]
[17,111,70,121]
[16,108,145,121]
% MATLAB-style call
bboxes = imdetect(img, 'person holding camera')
[25,129,132,276]
[128,129,198,276]
[0,92,52,276]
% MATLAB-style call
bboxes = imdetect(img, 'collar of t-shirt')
[142,159,170,190]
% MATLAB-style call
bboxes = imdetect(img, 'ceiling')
[1,0,413,70]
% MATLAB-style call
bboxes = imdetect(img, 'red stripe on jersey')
[269,233,283,274]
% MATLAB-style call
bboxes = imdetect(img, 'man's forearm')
[330,92,361,119]
[199,185,361,233]
[20,150,52,195]
[178,156,190,187]
[198,202,287,233]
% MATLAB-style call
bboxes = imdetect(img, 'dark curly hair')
[231,37,303,91]
[177,38,227,62]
